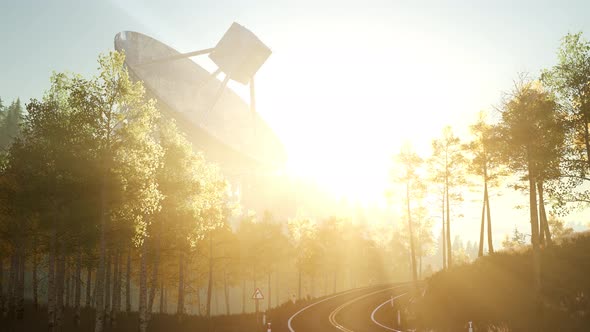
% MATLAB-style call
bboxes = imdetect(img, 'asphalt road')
[287,283,410,332]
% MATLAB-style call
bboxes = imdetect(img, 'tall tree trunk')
[112,250,121,326]
[528,163,542,317]
[48,230,57,331]
[71,267,75,306]
[268,272,272,310]
[126,249,131,313]
[254,277,258,314]
[445,165,452,268]
[159,282,164,313]
[148,233,161,317]
[95,170,109,332]
[164,287,168,313]
[0,256,3,314]
[16,246,25,320]
[333,270,337,294]
[242,279,246,314]
[311,273,315,298]
[32,253,39,310]
[441,195,447,270]
[65,263,71,308]
[276,270,280,304]
[74,249,82,326]
[92,277,98,308]
[298,268,302,300]
[177,252,185,318]
[538,181,552,246]
[86,267,92,308]
[117,252,123,312]
[197,287,202,316]
[406,180,418,287]
[6,251,17,318]
[33,245,38,310]
[478,190,485,257]
[224,270,230,315]
[139,241,149,332]
[484,183,494,253]
[104,252,112,325]
[215,286,220,315]
[419,254,423,279]
[206,234,213,319]
[56,248,65,328]
[111,251,118,314]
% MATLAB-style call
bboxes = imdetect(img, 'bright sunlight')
[2,1,590,332]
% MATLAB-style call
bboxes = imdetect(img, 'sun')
[241,19,484,210]
[258,68,463,207]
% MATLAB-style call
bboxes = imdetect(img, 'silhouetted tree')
[392,143,423,288]
[465,112,505,256]
[430,126,466,268]
[492,78,565,315]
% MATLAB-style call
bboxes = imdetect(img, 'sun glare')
[258,40,473,205]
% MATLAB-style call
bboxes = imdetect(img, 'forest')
[0,31,590,332]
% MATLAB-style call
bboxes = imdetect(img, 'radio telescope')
[114,24,285,175]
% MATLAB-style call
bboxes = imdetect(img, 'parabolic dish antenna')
[114,26,285,171]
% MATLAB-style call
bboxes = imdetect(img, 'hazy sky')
[1,0,590,245]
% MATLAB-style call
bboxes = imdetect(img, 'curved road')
[287,283,410,332]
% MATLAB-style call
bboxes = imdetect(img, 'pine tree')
[492,78,565,318]
[430,126,466,268]
[0,98,23,150]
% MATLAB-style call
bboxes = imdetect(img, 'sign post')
[252,288,264,325]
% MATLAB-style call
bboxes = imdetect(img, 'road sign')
[252,288,264,300]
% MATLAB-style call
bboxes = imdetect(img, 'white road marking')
[287,287,368,332]
[328,285,408,332]
[287,283,411,332]
[370,293,408,331]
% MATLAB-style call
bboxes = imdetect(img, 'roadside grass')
[415,232,590,331]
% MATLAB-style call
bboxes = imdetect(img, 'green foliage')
[542,32,590,128]
[0,51,236,328]
[1,73,100,257]
[548,216,575,240]
[492,80,565,182]
[464,111,507,186]
[430,126,467,189]
[501,227,527,250]
[287,216,319,275]
[0,97,23,151]
[72,52,164,246]
[542,32,590,211]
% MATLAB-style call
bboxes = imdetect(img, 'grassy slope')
[416,232,590,331]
